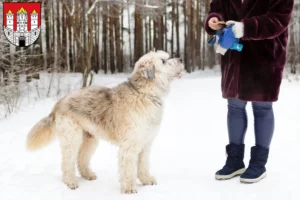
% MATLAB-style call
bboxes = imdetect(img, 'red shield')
[3,2,41,47]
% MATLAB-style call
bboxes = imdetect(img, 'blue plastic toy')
[208,25,243,52]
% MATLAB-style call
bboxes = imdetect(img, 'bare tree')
[134,3,144,62]
[0,0,299,89]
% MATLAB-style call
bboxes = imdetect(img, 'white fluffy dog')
[26,50,184,193]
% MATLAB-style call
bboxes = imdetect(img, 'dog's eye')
[161,59,166,64]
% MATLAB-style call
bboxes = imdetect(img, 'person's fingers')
[209,17,219,24]
[210,24,223,30]
[211,17,218,23]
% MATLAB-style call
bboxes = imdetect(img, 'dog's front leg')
[118,144,140,194]
[138,144,157,185]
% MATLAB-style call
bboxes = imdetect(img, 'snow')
[0,70,300,200]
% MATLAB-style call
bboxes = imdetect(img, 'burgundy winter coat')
[204,0,294,102]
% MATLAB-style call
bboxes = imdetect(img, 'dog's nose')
[178,58,183,63]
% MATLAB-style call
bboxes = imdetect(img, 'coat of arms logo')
[3,2,41,47]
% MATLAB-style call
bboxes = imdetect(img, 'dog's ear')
[141,65,155,80]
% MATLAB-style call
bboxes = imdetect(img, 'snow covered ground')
[0,70,300,200]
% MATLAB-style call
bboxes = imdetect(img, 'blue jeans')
[227,99,274,149]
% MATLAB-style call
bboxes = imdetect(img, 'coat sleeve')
[241,0,294,40]
[204,0,224,35]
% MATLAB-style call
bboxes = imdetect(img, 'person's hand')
[208,17,223,31]
[225,20,244,38]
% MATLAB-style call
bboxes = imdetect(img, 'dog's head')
[131,50,184,94]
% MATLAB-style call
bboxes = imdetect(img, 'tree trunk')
[92,6,99,73]
[62,5,67,71]
[186,0,193,72]
[202,27,206,69]
[102,4,108,73]
[289,20,296,74]
[205,0,215,69]
[56,0,61,71]
[67,18,73,72]
[114,5,122,73]
[164,0,168,52]
[82,1,94,87]
[153,17,157,50]
[53,0,57,71]
[176,1,180,58]
[109,5,116,74]
[145,17,149,53]
[195,0,201,69]
[157,15,164,50]
[190,0,195,71]
[127,0,133,67]
[120,6,124,71]
[149,16,152,51]
[134,6,144,62]
[171,0,175,56]
[74,0,81,72]
[44,0,51,71]
[183,1,187,67]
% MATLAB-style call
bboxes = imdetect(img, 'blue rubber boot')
[215,144,246,180]
[240,145,269,183]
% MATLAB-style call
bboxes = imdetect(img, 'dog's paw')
[122,189,137,194]
[63,177,78,190]
[140,176,157,186]
[86,174,97,181]
[121,183,137,194]
[81,172,97,181]
[65,182,79,190]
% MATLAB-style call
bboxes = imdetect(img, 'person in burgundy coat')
[204,0,294,183]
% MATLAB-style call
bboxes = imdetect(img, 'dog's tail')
[26,113,55,151]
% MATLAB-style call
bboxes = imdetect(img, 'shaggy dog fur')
[26,50,184,193]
